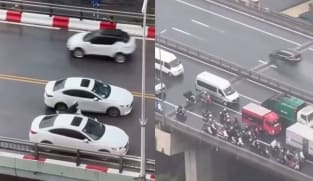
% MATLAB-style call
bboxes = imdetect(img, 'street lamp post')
[139,0,148,180]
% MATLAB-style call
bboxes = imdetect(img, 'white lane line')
[205,0,313,40]
[160,29,167,34]
[157,44,237,76]
[258,60,268,64]
[176,0,301,46]
[172,27,192,36]
[192,19,209,28]
[270,64,278,69]
[0,20,60,30]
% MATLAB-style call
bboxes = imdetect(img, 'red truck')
[242,103,282,135]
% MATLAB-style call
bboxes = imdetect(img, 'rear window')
[53,79,66,91]
[39,115,56,128]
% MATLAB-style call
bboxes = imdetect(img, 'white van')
[155,47,184,76]
[195,71,239,105]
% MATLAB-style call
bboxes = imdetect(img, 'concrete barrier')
[21,12,52,26]
[53,16,69,28]
[69,18,100,31]
[116,23,143,36]
[0,151,156,181]
[6,10,22,22]
[0,9,7,21]
[100,21,116,30]
[147,26,155,38]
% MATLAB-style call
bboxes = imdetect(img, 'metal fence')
[0,136,155,173]
[0,0,155,25]
[156,36,313,104]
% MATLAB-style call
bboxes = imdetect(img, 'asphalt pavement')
[157,0,313,96]
[0,22,155,158]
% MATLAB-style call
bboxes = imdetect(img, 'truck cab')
[297,105,313,127]
[242,103,282,135]
[262,94,306,126]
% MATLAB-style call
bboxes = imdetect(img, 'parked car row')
[28,29,137,155]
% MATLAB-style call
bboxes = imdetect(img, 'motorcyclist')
[176,105,187,122]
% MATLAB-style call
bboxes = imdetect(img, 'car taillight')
[30,130,37,134]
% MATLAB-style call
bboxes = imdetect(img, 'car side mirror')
[93,97,99,101]
[84,139,89,143]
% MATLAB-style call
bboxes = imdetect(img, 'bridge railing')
[0,136,155,173]
[156,37,313,103]
[0,0,155,25]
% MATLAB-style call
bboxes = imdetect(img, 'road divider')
[0,9,155,38]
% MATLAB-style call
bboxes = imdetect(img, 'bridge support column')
[185,146,229,181]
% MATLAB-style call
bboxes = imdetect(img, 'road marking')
[270,64,278,69]
[0,73,154,99]
[160,29,167,34]
[204,0,313,40]
[172,27,204,40]
[258,60,268,64]
[176,0,301,46]
[0,20,60,30]
[191,19,209,28]
[156,44,237,76]
[240,94,261,104]
[191,19,225,33]
[246,79,281,93]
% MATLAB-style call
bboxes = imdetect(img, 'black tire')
[168,72,173,77]
[41,141,52,144]
[72,48,85,58]
[107,107,120,117]
[114,53,126,63]
[98,149,110,153]
[55,103,68,112]
[40,141,53,152]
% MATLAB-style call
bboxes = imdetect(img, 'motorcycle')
[202,110,213,123]
[176,105,187,122]
[183,91,197,108]
[56,102,82,114]
[197,91,212,106]
[202,121,217,135]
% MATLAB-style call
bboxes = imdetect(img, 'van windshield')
[223,86,235,96]
[168,59,181,68]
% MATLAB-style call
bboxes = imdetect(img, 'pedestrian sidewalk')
[282,0,313,17]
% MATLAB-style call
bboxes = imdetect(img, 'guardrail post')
[49,8,53,17]
[33,143,39,160]
[79,11,83,21]
[118,156,123,173]
[76,149,80,166]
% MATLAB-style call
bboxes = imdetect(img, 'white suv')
[44,77,134,117]
[67,29,136,63]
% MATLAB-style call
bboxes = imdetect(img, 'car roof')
[92,29,128,38]
[49,114,88,131]
[197,71,231,89]
[63,77,95,91]
[278,49,299,55]
[155,47,177,63]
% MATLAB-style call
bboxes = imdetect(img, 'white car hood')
[45,81,56,95]
[67,32,88,49]
[226,91,239,102]
[107,86,133,105]
[98,125,129,148]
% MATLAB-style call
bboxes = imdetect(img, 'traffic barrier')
[21,12,52,26]
[52,15,69,28]
[147,26,155,38]
[0,151,156,181]
[6,10,21,22]
[116,23,143,36]
[68,18,100,31]
[0,9,7,20]
[100,21,116,30]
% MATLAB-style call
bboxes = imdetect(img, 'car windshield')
[168,59,181,68]
[223,86,235,96]
[53,79,65,91]
[82,119,105,140]
[92,80,111,98]
[39,115,57,128]
[83,31,97,42]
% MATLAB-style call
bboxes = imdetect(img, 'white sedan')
[44,77,134,117]
[67,29,136,63]
[29,114,129,155]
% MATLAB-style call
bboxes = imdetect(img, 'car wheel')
[107,107,120,117]
[168,72,173,77]
[98,149,110,153]
[55,103,68,112]
[72,48,85,58]
[114,53,126,63]
[40,141,53,152]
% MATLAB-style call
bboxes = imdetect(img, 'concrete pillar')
[185,150,198,181]
[185,146,229,181]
